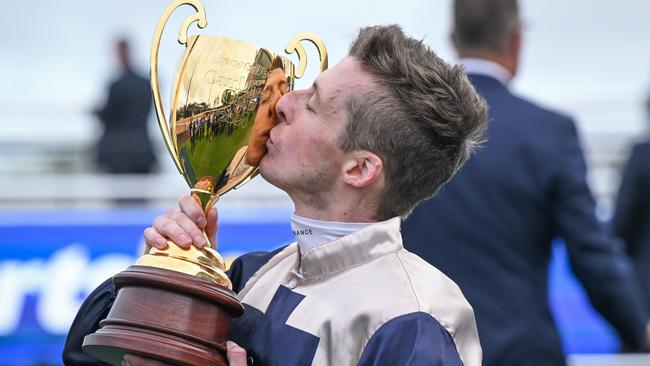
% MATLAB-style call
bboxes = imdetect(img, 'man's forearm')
[63,278,116,365]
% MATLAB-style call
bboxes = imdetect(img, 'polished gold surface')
[170,35,295,199]
[144,0,329,288]
[285,32,329,78]
[151,0,206,175]
[136,242,231,288]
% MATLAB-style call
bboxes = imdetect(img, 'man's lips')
[266,130,276,148]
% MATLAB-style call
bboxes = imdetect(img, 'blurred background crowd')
[0,0,648,365]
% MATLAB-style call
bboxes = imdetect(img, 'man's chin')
[257,158,284,189]
[257,158,272,181]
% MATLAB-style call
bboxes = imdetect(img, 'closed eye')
[260,88,272,104]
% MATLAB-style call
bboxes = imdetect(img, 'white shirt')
[290,214,371,255]
[459,57,512,86]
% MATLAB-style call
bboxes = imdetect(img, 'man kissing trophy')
[81,1,327,365]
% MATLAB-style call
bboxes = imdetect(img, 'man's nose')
[274,91,293,124]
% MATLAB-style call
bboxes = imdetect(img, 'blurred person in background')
[402,0,650,365]
[614,91,650,323]
[93,38,157,174]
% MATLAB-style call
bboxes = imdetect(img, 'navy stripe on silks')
[230,285,319,366]
[226,246,287,293]
[358,312,463,366]
[229,303,263,347]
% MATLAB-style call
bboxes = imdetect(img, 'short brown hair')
[342,25,487,219]
[453,0,519,53]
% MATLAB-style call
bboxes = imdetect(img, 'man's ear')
[341,152,383,188]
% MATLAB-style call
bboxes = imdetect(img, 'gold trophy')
[82,1,327,365]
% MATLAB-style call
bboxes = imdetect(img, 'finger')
[170,210,207,248]
[206,208,218,246]
[153,216,192,248]
[226,341,248,366]
[178,195,207,228]
[165,207,180,216]
[143,227,168,250]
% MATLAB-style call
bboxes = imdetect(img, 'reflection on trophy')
[81,0,328,365]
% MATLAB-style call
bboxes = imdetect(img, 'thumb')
[226,341,248,366]
[206,207,218,247]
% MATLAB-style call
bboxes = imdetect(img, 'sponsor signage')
[0,209,293,365]
[0,210,619,364]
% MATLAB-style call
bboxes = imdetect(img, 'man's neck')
[289,186,381,223]
[459,57,512,86]
[293,205,378,223]
[458,50,516,81]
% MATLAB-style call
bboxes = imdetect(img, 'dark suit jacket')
[614,141,650,313]
[95,70,157,173]
[403,74,648,366]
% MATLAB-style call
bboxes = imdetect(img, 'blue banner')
[0,209,293,366]
[0,209,620,365]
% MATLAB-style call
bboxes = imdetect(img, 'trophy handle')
[150,0,208,174]
[285,32,329,78]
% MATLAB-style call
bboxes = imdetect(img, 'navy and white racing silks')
[64,217,482,365]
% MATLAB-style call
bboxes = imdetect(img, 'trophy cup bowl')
[81,1,327,365]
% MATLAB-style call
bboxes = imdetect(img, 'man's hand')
[227,341,248,366]
[143,195,218,253]
[121,343,247,366]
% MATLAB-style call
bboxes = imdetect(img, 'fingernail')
[197,217,207,228]
[156,237,167,247]
[179,234,191,244]
[194,235,206,245]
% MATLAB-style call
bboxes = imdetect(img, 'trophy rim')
[188,33,279,56]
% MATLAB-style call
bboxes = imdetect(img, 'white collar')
[290,215,371,256]
[459,57,512,86]
[292,217,403,280]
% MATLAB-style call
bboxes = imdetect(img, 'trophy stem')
[190,188,218,212]
[135,187,229,287]
[190,189,220,247]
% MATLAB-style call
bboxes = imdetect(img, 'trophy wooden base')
[82,265,244,366]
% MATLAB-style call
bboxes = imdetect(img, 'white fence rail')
[0,132,643,211]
